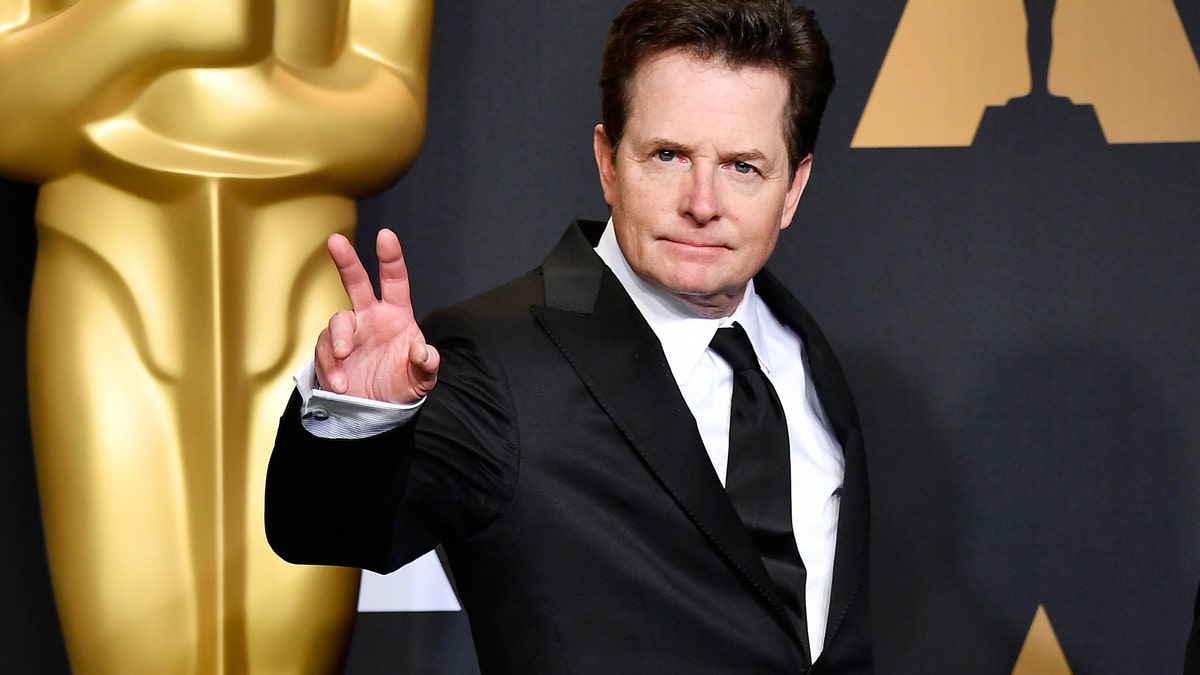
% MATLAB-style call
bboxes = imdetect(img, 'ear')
[779,154,813,231]
[593,124,617,206]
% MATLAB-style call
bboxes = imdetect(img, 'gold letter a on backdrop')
[853,0,1200,147]
[1011,605,1073,675]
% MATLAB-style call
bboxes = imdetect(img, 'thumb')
[409,341,439,395]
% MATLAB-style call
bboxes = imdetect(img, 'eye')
[654,149,676,162]
[732,161,755,175]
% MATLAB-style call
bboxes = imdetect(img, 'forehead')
[624,50,790,149]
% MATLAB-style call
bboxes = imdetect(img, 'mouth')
[661,237,726,250]
[659,238,729,264]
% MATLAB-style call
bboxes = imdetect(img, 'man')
[266,1,872,672]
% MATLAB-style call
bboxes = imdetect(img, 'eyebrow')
[723,149,770,165]
[640,137,691,154]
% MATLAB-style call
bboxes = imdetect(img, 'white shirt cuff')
[294,358,423,439]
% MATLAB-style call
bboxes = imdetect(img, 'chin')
[655,265,715,290]
[655,274,715,298]
[663,278,741,302]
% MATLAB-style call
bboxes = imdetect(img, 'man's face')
[594,49,812,318]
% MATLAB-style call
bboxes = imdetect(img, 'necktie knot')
[709,323,760,372]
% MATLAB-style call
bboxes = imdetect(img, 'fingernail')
[333,340,346,353]
[422,346,430,363]
[331,376,343,391]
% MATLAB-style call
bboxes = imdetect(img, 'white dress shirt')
[297,221,845,655]
[594,223,844,656]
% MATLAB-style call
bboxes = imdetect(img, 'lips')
[661,237,726,249]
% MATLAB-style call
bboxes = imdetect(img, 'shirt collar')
[594,219,774,386]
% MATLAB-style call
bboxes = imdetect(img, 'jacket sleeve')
[264,306,520,574]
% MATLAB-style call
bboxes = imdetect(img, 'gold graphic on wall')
[0,1,432,673]
[853,0,1200,147]
[1011,605,1073,675]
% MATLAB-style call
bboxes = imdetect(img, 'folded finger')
[328,309,358,358]
[314,328,344,392]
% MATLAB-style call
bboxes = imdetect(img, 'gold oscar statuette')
[0,1,433,672]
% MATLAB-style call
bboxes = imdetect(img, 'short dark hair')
[599,0,834,175]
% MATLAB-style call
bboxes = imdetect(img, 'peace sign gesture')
[315,229,439,404]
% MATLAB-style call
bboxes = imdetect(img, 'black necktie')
[709,323,808,647]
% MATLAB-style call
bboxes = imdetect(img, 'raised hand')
[315,228,439,403]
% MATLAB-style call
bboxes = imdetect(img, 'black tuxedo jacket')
[266,221,872,673]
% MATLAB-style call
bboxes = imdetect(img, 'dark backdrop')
[3,2,1199,673]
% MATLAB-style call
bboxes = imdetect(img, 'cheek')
[735,221,782,265]
[626,180,666,209]
[612,190,665,238]
[622,167,683,207]
[611,217,650,269]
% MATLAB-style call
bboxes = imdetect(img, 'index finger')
[327,233,378,310]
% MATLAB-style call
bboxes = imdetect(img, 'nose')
[682,166,719,224]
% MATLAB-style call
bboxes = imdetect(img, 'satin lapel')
[530,224,807,653]
[754,270,869,650]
